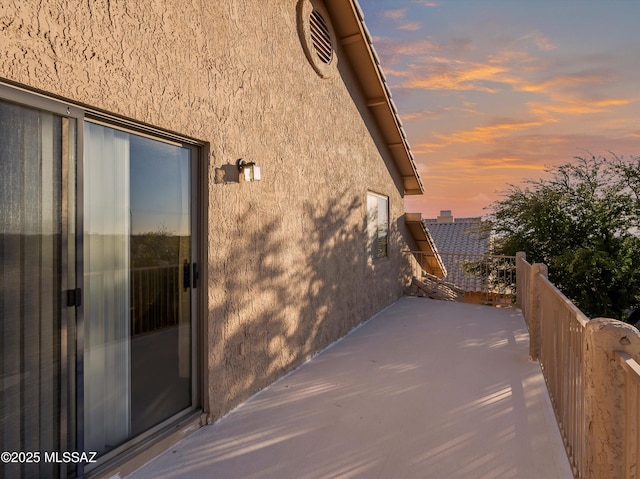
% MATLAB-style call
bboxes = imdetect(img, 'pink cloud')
[399,22,422,31]
[382,9,407,20]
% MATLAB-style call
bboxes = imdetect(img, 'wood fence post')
[528,262,547,361]
[584,318,640,479]
[515,252,526,309]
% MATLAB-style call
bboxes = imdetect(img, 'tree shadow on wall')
[207,192,405,419]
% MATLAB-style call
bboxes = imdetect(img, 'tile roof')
[423,212,490,291]
[423,217,489,256]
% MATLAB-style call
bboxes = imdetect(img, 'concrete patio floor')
[128,297,573,479]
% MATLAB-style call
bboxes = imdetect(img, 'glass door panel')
[83,122,193,455]
[129,134,192,437]
[0,99,75,479]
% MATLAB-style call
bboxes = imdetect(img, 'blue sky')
[358,0,640,218]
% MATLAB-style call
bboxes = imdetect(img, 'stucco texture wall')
[0,0,418,421]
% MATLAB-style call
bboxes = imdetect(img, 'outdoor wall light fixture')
[237,158,261,182]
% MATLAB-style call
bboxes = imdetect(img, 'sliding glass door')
[83,121,197,456]
[1,87,200,477]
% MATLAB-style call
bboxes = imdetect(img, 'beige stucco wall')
[1,0,417,422]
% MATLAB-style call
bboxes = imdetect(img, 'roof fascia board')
[405,213,447,277]
[324,0,424,195]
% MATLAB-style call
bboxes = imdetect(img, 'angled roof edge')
[324,0,424,195]
[405,213,447,278]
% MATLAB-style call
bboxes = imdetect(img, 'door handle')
[65,288,82,307]
[183,262,199,289]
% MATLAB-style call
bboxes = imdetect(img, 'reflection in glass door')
[0,98,76,479]
[128,133,192,437]
[83,122,196,456]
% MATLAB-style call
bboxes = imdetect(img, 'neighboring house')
[0,1,433,477]
[424,210,491,297]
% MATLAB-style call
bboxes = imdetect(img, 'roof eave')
[324,0,424,196]
[405,213,447,278]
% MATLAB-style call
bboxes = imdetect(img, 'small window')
[367,192,389,260]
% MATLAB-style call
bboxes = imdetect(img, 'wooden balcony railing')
[517,253,640,479]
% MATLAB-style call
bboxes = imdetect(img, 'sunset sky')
[358,0,640,218]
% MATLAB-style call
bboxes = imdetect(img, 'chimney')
[437,210,454,223]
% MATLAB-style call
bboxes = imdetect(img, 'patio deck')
[128,297,572,479]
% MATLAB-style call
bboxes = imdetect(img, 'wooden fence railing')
[517,252,640,479]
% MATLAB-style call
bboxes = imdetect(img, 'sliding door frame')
[79,115,205,476]
[0,81,207,478]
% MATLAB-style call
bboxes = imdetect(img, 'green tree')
[487,155,640,322]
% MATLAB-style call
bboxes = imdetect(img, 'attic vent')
[298,0,336,78]
[310,10,333,64]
